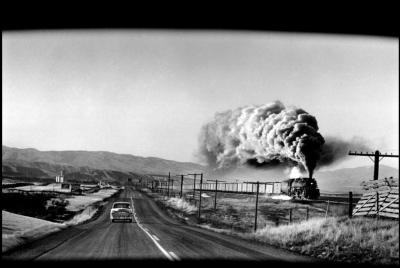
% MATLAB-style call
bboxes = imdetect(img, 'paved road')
[3,186,315,262]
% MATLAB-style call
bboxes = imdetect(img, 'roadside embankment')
[2,210,66,253]
[2,187,122,253]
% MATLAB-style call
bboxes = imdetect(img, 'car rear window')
[113,203,130,209]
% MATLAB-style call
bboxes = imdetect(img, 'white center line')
[130,197,174,261]
[169,251,180,261]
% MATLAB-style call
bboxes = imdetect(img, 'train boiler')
[280,177,320,199]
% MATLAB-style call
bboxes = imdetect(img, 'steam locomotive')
[280,177,320,199]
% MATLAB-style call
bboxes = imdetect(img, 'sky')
[2,30,399,170]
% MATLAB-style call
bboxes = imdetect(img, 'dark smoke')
[198,101,325,176]
[318,136,371,167]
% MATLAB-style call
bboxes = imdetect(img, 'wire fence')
[136,173,363,232]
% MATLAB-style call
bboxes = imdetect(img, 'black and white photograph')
[2,7,399,267]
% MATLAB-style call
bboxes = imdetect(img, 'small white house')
[55,171,64,183]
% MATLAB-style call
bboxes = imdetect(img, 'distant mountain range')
[2,145,207,183]
[315,165,399,193]
[2,145,398,192]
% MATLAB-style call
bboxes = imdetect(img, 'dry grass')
[165,197,197,214]
[148,189,398,264]
[251,216,399,264]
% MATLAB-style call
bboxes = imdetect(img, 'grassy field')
[251,216,399,264]
[178,191,354,231]
[147,188,398,264]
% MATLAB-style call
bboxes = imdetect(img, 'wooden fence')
[352,187,399,219]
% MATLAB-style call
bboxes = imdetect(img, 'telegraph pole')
[214,180,218,210]
[192,174,197,201]
[198,173,203,218]
[167,172,171,197]
[254,181,260,232]
[180,175,184,198]
[349,150,399,180]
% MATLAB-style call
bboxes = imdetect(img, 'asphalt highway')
[3,186,315,262]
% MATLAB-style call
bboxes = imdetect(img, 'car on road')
[110,201,133,223]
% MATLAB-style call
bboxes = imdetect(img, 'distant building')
[55,170,64,183]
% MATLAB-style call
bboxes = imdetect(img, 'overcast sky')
[2,30,399,169]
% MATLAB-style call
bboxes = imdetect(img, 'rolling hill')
[2,145,208,183]
[2,146,398,192]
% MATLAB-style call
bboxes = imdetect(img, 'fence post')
[198,173,203,219]
[167,173,170,198]
[254,181,260,232]
[348,191,353,218]
[171,179,174,197]
[306,207,309,221]
[289,208,292,224]
[376,191,380,219]
[325,200,330,218]
[192,175,196,201]
[214,180,218,210]
[180,175,184,198]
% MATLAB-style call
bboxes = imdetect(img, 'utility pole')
[254,181,260,232]
[192,174,197,201]
[198,173,203,218]
[214,180,218,209]
[167,172,170,197]
[349,150,399,180]
[180,175,184,198]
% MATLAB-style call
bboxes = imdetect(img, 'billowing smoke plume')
[198,101,325,177]
[198,101,372,177]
